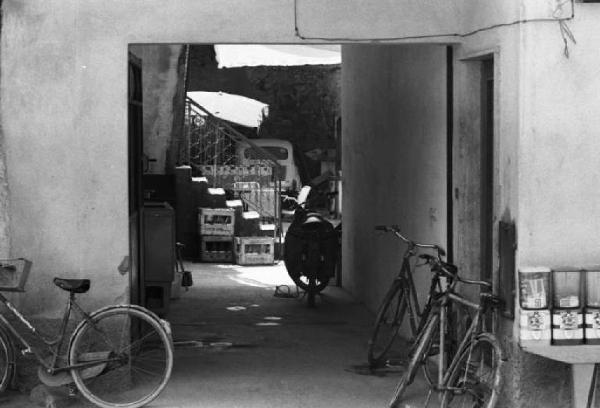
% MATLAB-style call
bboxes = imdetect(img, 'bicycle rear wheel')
[69,306,173,408]
[440,332,503,408]
[367,281,408,368]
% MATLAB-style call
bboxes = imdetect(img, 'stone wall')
[188,45,341,181]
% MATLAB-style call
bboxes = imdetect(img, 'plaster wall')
[454,24,573,407]
[0,0,320,315]
[518,5,600,267]
[513,8,600,405]
[451,5,600,406]
[0,0,594,405]
[341,44,447,312]
[0,0,517,314]
[295,0,564,41]
[0,1,561,315]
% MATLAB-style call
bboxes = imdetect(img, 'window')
[244,146,289,160]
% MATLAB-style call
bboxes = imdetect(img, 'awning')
[187,91,269,128]
[214,44,341,68]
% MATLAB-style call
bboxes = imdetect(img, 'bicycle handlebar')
[418,253,492,289]
[374,225,446,256]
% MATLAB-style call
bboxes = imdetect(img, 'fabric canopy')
[187,91,269,128]
[214,44,341,68]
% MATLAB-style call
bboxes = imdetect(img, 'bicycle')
[389,253,504,408]
[367,225,446,369]
[0,258,174,408]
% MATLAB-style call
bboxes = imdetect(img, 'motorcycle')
[283,186,339,307]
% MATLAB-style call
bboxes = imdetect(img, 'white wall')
[0,0,592,312]
[0,0,301,314]
[0,0,525,314]
[518,6,600,267]
[451,5,600,406]
[294,0,556,42]
[341,45,447,311]
[0,0,595,405]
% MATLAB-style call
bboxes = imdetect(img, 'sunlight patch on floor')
[228,262,296,288]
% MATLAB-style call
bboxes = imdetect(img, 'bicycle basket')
[0,258,32,292]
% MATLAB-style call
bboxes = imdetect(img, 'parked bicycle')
[0,258,174,408]
[368,225,446,369]
[389,252,504,408]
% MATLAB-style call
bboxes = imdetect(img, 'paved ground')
[1,261,433,408]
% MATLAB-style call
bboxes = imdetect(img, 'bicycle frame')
[0,291,116,374]
[425,288,491,392]
[398,254,422,334]
[396,246,445,337]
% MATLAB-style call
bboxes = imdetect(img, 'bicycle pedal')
[37,367,73,387]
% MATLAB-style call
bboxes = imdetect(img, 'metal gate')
[185,97,282,228]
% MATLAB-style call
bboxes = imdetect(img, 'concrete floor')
[1,261,434,408]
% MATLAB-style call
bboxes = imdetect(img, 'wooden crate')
[200,235,233,263]
[234,237,275,266]
[198,208,235,236]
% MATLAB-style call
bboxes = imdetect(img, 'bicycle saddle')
[53,278,90,293]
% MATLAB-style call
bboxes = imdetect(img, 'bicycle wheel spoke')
[118,330,161,354]
[130,364,164,378]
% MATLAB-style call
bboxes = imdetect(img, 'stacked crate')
[233,210,275,266]
[198,207,235,263]
[234,236,275,266]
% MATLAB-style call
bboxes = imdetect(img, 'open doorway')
[127,44,343,317]
[124,43,455,407]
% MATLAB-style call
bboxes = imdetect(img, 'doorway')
[127,44,343,316]
[125,43,457,407]
[480,57,494,285]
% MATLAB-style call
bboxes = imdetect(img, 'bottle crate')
[200,235,233,263]
[234,237,275,266]
[198,208,235,236]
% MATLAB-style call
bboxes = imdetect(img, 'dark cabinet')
[142,202,175,316]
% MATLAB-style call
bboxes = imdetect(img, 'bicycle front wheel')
[69,306,173,408]
[440,332,503,408]
[367,281,408,368]
[0,326,14,393]
[389,313,439,408]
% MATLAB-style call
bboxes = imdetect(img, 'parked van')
[236,139,302,192]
